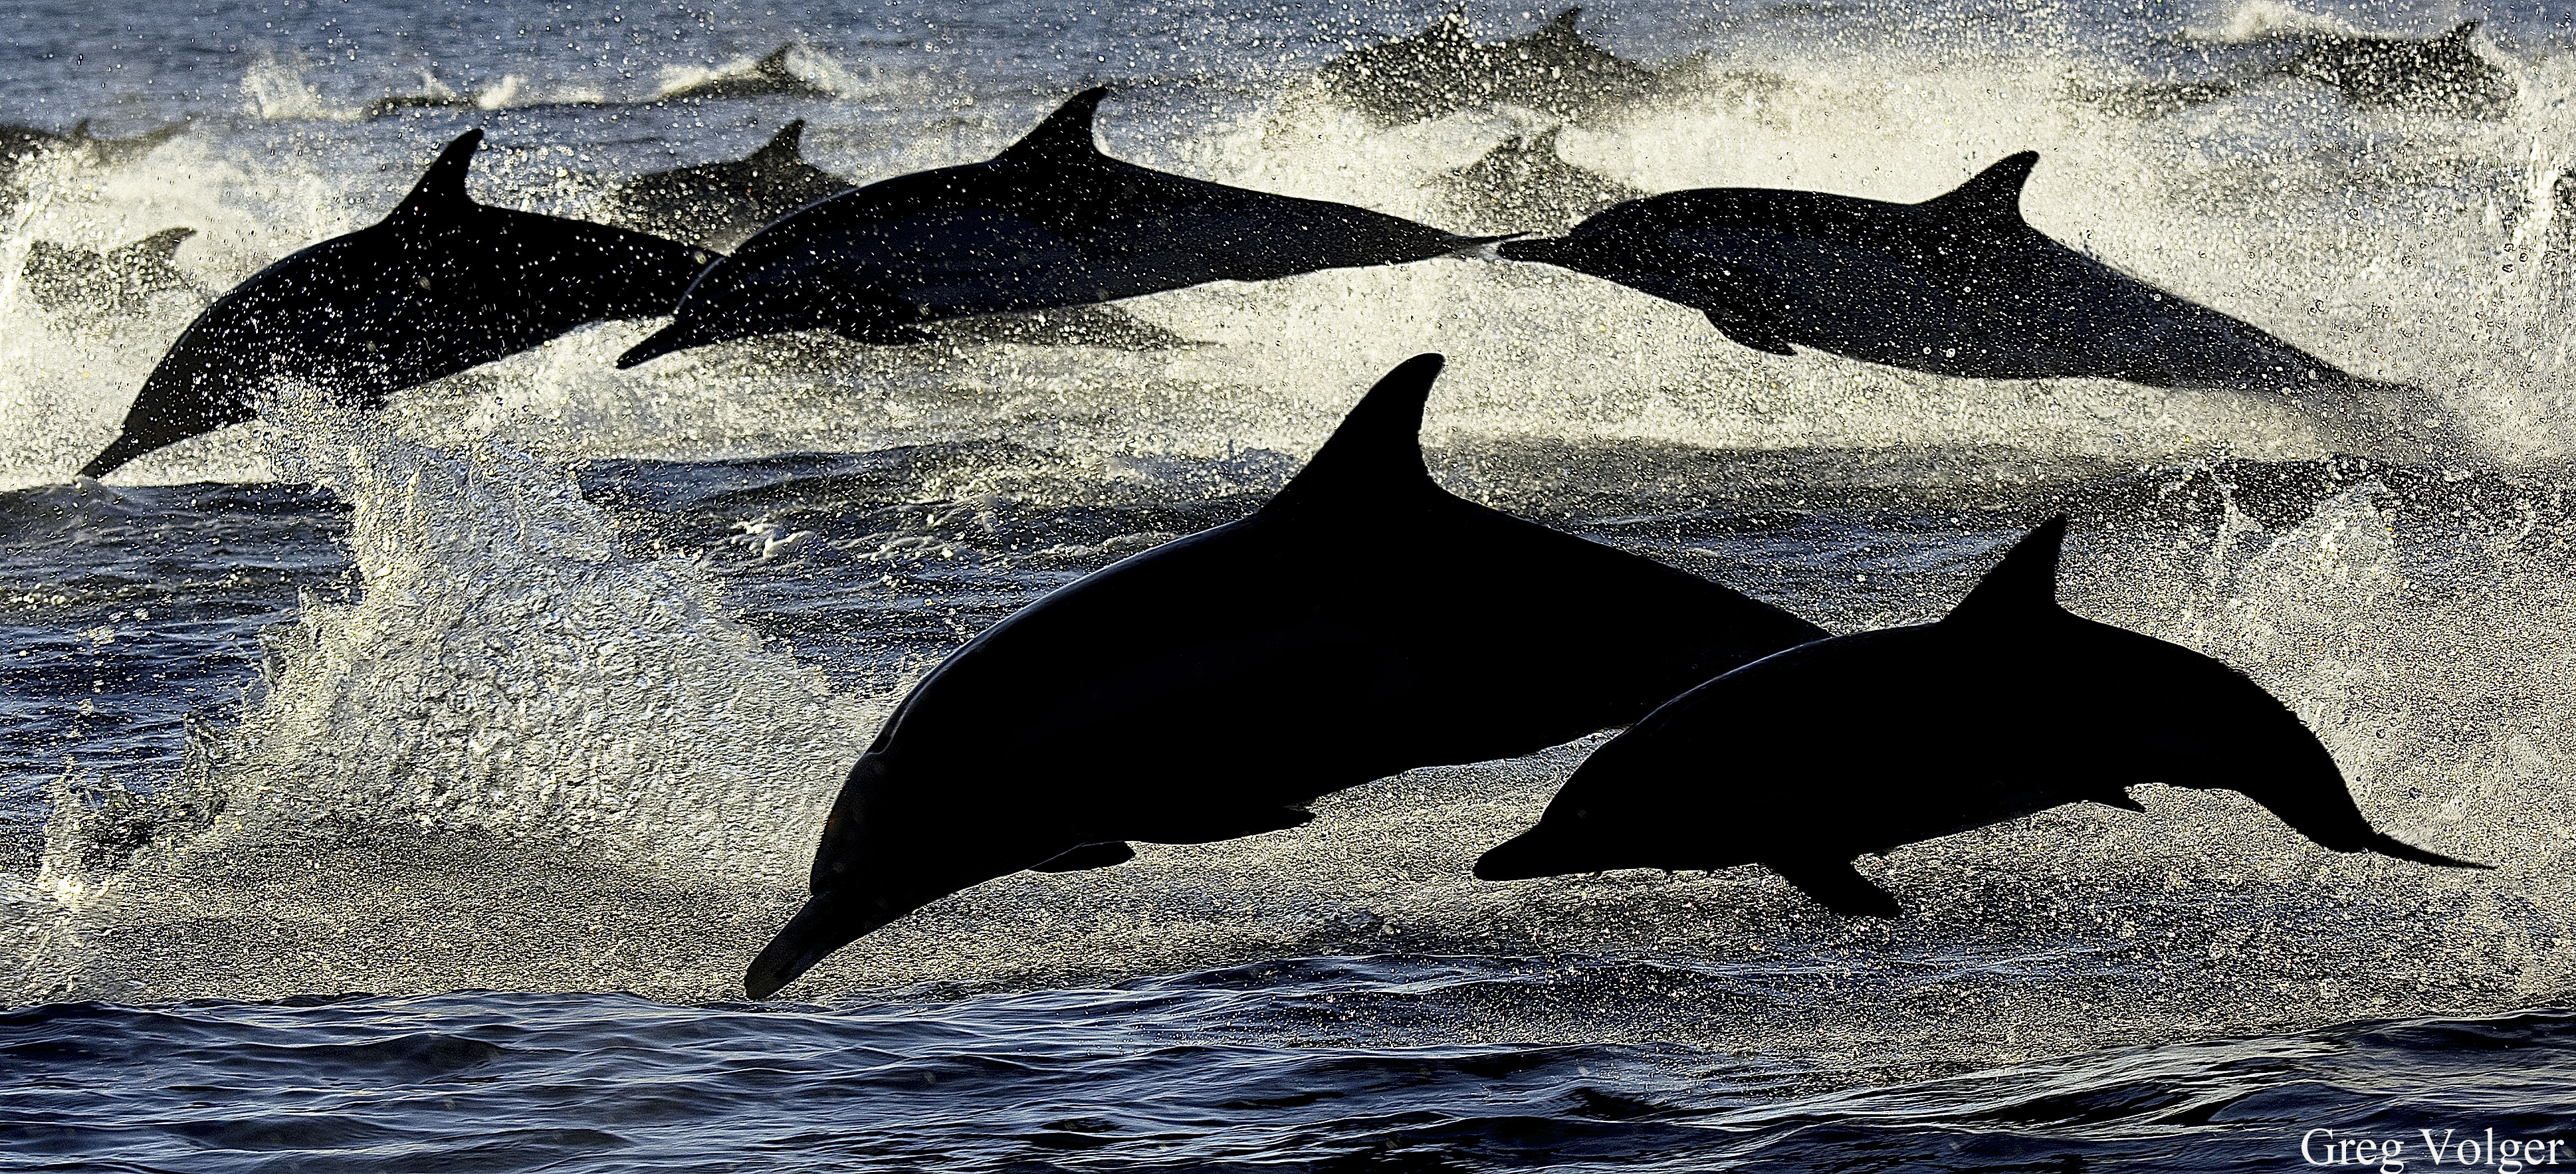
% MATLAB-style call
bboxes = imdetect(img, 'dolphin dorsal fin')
[1543,7,1585,37]
[999,89,1110,165]
[1266,354,1446,514]
[2441,19,2480,42]
[397,130,483,217]
[69,118,92,141]
[116,227,195,264]
[755,119,807,163]
[757,45,797,76]
[1943,515,2070,626]
[1925,151,2038,227]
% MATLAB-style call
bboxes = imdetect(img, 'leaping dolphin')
[1475,516,2487,913]
[615,88,1505,368]
[742,354,1831,998]
[1498,153,2439,444]
[22,227,207,322]
[79,130,709,478]
[2280,21,2511,117]
[1312,7,1671,125]
[595,120,851,252]
[657,45,831,102]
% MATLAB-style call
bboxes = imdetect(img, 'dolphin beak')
[78,433,156,480]
[744,888,866,999]
[743,878,936,999]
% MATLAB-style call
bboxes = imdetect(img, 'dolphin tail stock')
[1768,856,1903,918]
[2222,762,2492,871]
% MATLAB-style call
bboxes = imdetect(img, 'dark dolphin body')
[2280,21,2511,116]
[1438,128,1643,235]
[619,89,1503,367]
[1499,153,2437,443]
[659,45,829,102]
[2089,21,2513,119]
[1313,7,1672,124]
[0,118,185,194]
[80,130,708,478]
[1477,516,2487,913]
[595,120,852,252]
[743,354,1830,998]
[22,227,207,321]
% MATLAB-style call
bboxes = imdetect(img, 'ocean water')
[3,0,2575,1169]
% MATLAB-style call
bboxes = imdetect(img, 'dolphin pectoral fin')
[1769,857,1903,918]
[1029,841,1136,872]
[1704,310,1797,356]
[2363,832,2491,871]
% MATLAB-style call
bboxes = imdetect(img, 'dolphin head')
[744,753,1071,999]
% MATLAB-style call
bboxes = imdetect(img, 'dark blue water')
[9,970,2576,1171]
[5,0,2576,1168]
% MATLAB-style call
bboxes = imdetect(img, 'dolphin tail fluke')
[79,433,156,480]
[1770,857,1903,918]
[2364,832,2491,870]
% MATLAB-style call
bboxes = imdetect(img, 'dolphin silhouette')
[596,120,852,252]
[658,45,830,102]
[22,227,207,321]
[2280,21,2510,117]
[1475,516,2488,913]
[616,88,1505,367]
[742,354,1830,998]
[0,118,186,169]
[1438,128,1643,235]
[1313,7,1669,124]
[78,130,710,479]
[1499,153,2437,442]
